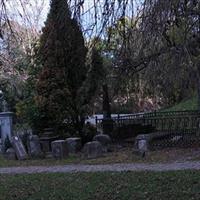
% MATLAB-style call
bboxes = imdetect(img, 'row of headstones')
[47,133,112,159]
[4,134,111,160]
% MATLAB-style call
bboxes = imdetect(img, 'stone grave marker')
[27,135,43,158]
[83,141,103,159]
[93,134,111,152]
[12,136,28,160]
[65,137,81,154]
[51,140,68,159]
[138,139,148,151]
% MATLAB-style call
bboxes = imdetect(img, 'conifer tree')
[36,0,87,131]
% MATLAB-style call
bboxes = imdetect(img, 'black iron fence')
[96,110,200,137]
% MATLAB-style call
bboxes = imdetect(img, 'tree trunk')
[102,83,111,119]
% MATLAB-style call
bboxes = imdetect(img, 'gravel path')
[1,161,200,174]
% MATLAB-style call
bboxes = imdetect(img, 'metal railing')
[96,110,200,134]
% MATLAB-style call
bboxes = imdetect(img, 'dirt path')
[1,161,200,174]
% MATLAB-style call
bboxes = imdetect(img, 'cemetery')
[1,0,200,199]
[1,87,200,166]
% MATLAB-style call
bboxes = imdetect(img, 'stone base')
[132,149,146,158]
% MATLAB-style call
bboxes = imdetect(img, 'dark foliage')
[36,0,87,131]
[36,0,104,139]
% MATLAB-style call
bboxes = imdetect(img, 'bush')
[81,122,97,144]
[15,99,42,132]
[3,135,12,153]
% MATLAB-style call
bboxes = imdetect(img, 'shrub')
[3,135,12,153]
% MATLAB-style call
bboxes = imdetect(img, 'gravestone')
[134,132,174,152]
[27,135,43,158]
[65,137,81,154]
[138,139,148,151]
[93,134,111,152]
[83,141,103,159]
[40,128,59,153]
[11,136,28,160]
[51,140,68,159]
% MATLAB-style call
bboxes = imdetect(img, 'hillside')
[163,96,198,111]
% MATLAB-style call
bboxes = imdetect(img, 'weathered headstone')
[66,137,81,154]
[11,136,28,160]
[40,128,59,153]
[134,132,175,154]
[27,135,43,158]
[93,134,111,152]
[51,140,68,159]
[83,141,103,159]
[4,148,16,160]
[138,139,148,151]
[134,134,151,151]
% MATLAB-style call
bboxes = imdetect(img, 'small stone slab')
[51,140,68,159]
[11,136,28,160]
[65,137,81,154]
[27,135,43,158]
[134,132,174,151]
[83,141,103,159]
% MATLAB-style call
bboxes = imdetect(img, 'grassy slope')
[0,171,200,200]
[163,96,198,111]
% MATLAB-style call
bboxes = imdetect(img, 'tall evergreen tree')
[36,0,88,132]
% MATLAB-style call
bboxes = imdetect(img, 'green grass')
[163,96,198,111]
[0,155,80,167]
[1,147,198,167]
[0,171,200,200]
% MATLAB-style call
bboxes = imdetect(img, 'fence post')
[118,114,120,127]
[95,116,98,126]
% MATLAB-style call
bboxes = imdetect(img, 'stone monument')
[65,137,82,154]
[27,135,43,158]
[11,136,28,160]
[83,141,103,159]
[93,134,111,152]
[40,128,59,153]
[0,90,14,152]
[51,140,68,159]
